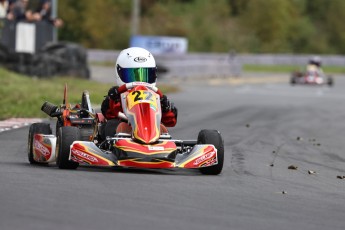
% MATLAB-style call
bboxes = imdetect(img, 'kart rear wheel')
[197,130,224,175]
[327,76,334,86]
[104,119,121,138]
[290,76,296,85]
[56,126,80,169]
[28,123,52,164]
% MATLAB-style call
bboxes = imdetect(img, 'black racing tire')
[197,130,224,175]
[28,123,52,164]
[290,76,296,85]
[56,126,80,169]
[0,44,9,63]
[104,119,121,138]
[79,126,94,141]
[327,76,334,87]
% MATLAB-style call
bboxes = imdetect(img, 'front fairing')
[33,134,57,162]
[304,71,324,84]
[122,85,161,144]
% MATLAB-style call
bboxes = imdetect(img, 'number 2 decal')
[127,90,157,110]
[132,91,153,102]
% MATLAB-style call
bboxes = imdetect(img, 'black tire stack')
[0,41,90,79]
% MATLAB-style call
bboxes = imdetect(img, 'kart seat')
[116,122,132,134]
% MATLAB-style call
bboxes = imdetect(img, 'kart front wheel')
[28,123,52,164]
[197,130,224,175]
[56,126,79,169]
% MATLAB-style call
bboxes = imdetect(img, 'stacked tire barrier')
[0,19,89,79]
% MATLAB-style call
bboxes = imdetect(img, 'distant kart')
[290,70,333,86]
[28,82,224,175]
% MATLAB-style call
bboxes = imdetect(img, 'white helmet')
[309,56,322,67]
[115,47,157,86]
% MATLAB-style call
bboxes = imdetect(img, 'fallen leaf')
[288,165,298,170]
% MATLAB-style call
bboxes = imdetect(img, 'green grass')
[0,68,177,120]
[243,64,345,74]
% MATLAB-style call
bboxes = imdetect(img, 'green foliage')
[59,0,132,49]
[325,0,345,53]
[57,0,345,54]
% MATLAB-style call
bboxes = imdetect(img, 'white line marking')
[0,118,44,133]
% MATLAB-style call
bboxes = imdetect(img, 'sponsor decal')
[148,146,164,151]
[134,57,147,63]
[72,149,98,163]
[193,150,216,166]
[34,140,50,156]
[201,157,217,167]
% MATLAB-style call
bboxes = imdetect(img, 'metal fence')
[88,49,345,78]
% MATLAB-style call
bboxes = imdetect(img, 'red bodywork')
[123,85,161,144]
[33,134,53,162]
[303,71,324,84]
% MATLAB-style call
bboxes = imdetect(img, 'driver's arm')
[161,95,178,127]
[101,86,122,120]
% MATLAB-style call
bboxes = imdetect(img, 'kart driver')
[306,56,324,76]
[101,47,178,135]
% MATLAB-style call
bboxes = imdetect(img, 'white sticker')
[148,146,164,151]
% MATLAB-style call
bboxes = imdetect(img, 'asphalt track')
[1,75,345,230]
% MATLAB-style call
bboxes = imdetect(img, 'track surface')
[1,76,345,230]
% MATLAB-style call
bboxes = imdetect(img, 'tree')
[325,0,345,53]
[240,0,296,52]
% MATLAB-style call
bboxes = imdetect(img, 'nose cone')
[134,123,160,144]
[132,103,160,144]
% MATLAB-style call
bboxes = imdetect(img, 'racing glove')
[108,86,120,101]
[161,95,178,118]
[160,95,171,113]
[171,103,178,118]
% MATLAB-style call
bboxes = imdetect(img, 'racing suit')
[306,64,324,77]
[101,86,177,127]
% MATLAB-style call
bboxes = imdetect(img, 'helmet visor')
[117,65,157,84]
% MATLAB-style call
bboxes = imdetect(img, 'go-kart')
[28,82,224,175]
[27,84,96,165]
[290,70,333,86]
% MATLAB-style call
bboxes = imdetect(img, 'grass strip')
[0,68,177,120]
[243,64,345,74]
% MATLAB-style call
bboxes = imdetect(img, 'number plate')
[127,90,157,110]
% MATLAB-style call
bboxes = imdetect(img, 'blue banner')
[130,35,188,54]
